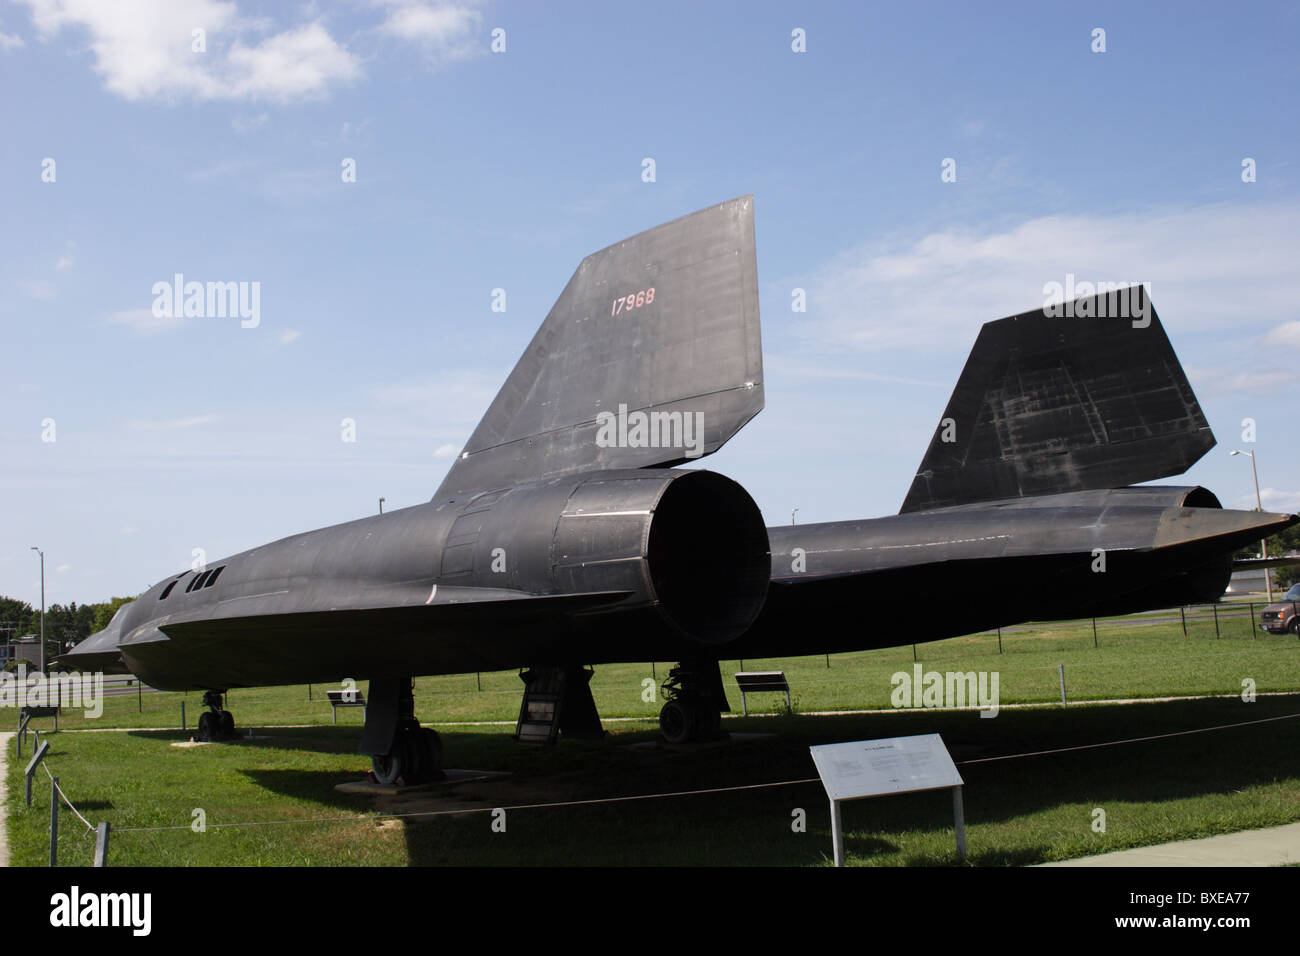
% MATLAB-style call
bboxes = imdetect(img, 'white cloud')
[1259,488,1300,513]
[1262,321,1300,348]
[109,307,183,333]
[55,255,73,270]
[120,525,138,534]
[279,328,301,344]
[129,414,219,431]
[17,0,360,102]
[433,443,459,459]
[56,564,71,572]
[377,1,480,54]
[0,31,23,50]
[798,201,1300,353]
[225,22,361,101]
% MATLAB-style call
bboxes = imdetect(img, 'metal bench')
[326,689,366,723]
[733,671,791,716]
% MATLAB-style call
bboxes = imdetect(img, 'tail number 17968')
[612,287,655,316]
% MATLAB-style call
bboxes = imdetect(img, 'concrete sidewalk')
[1041,822,1300,866]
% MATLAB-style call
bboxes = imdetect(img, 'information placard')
[810,734,966,865]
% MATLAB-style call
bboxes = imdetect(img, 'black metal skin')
[734,486,1297,658]
[71,468,771,691]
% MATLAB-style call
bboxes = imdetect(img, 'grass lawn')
[4,610,1297,866]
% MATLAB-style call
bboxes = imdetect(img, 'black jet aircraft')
[64,197,1296,776]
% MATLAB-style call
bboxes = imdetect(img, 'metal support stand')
[515,665,604,743]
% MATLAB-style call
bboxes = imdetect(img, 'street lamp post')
[379,497,386,515]
[1230,450,1272,602]
[29,546,45,672]
[791,507,799,526]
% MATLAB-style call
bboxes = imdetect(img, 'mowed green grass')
[6,696,1300,866]
[4,607,1298,866]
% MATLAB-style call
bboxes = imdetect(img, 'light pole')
[791,507,799,526]
[378,497,386,515]
[1230,450,1272,602]
[30,546,45,672]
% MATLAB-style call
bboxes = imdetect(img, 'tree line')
[0,594,136,655]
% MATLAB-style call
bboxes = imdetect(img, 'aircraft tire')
[197,711,218,742]
[372,750,403,786]
[659,699,694,744]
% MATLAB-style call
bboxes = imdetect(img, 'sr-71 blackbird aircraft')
[64,196,1297,782]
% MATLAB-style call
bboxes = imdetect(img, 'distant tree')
[0,595,35,636]
[91,595,136,632]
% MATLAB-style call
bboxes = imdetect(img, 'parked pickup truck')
[1259,583,1300,634]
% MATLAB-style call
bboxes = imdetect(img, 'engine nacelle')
[438,468,771,645]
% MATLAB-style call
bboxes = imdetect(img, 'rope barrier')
[110,709,1300,835]
[41,761,96,837]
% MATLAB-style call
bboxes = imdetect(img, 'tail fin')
[435,196,763,499]
[901,287,1215,513]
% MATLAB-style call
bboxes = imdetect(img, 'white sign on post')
[810,733,966,866]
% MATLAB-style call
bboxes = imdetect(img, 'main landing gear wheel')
[658,699,694,744]
[658,662,728,744]
[371,750,403,786]
[363,677,446,785]
[369,725,444,785]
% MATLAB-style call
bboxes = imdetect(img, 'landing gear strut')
[659,661,728,744]
[196,690,235,741]
[361,677,444,785]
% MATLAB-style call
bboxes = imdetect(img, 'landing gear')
[197,690,235,741]
[659,661,728,744]
[361,677,444,785]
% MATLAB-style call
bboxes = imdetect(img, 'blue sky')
[2,0,1298,606]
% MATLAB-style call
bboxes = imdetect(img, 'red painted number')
[611,287,656,315]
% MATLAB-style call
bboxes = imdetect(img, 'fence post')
[1058,664,1067,704]
[94,822,110,867]
[181,700,186,731]
[997,627,1002,654]
[1180,606,1187,636]
[49,776,59,867]
[1092,618,1098,649]
[1249,603,1255,638]
[1213,603,1219,638]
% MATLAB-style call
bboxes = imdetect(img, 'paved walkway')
[1041,821,1300,866]
[0,733,11,867]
